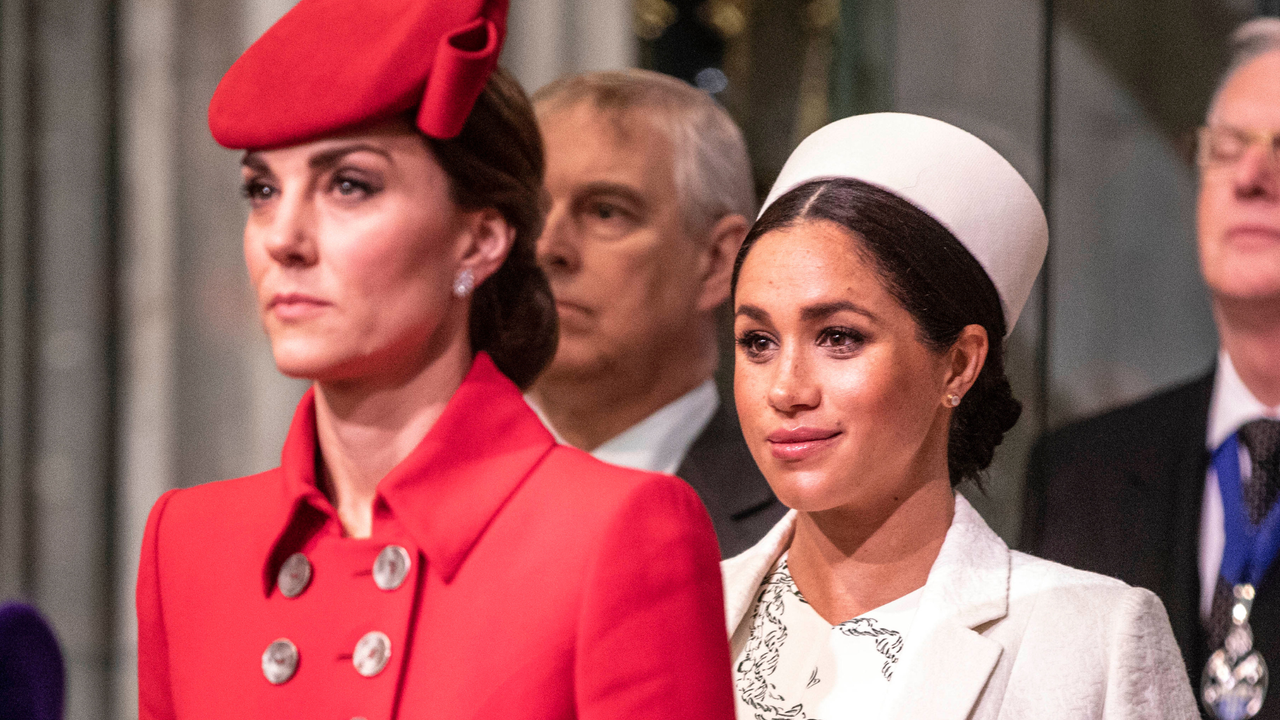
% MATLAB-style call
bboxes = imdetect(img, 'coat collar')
[261,353,557,593]
[722,494,1009,720]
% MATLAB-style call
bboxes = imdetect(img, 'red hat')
[208,0,508,149]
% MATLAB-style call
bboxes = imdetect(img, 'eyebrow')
[307,143,393,171]
[575,181,648,211]
[800,300,878,323]
[241,152,268,173]
[735,304,770,323]
[240,143,393,173]
[736,300,878,325]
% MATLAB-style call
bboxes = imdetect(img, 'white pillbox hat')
[760,112,1049,333]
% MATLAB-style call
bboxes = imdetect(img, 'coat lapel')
[882,495,1009,720]
[883,621,1003,719]
[721,510,796,638]
[1164,372,1214,675]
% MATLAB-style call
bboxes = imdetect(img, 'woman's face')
[733,220,959,515]
[241,119,491,383]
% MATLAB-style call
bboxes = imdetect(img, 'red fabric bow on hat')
[208,0,508,149]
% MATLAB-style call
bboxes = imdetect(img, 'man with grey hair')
[1023,18,1280,714]
[527,69,785,557]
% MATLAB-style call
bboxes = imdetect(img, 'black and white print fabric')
[732,558,920,720]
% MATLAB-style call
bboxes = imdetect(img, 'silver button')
[352,630,391,677]
[373,545,411,591]
[261,638,299,685]
[277,552,312,598]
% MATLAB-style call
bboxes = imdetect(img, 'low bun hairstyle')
[733,178,1022,487]
[424,66,558,389]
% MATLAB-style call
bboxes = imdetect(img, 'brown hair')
[425,66,558,389]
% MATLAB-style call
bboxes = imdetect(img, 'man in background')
[528,70,786,557]
[1022,18,1280,710]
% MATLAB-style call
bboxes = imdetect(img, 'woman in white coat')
[723,113,1200,720]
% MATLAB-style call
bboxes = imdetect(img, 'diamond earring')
[452,267,475,298]
[946,394,961,407]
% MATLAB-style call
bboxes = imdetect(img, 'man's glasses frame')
[1197,125,1280,170]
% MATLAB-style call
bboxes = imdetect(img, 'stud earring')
[946,394,961,407]
[452,267,475,298]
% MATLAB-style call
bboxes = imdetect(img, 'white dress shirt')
[1199,350,1280,619]
[527,379,720,475]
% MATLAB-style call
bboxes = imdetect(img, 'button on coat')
[352,631,391,677]
[261,639,298,685]
[372,546,410,591]
[277,553,312,599]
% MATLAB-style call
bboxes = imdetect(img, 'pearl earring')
[452,267,475,298]
[946,394,961,407]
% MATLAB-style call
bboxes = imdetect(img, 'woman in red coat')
[135,1,734,718]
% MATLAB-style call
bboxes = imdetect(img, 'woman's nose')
[261,193,318,267]
[767,346,820,413]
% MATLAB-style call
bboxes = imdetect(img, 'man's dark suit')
[677,402,788,558]
[1022,370,1280,717]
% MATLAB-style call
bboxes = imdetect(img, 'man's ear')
[696,213,751,312]
[458,208,515,287]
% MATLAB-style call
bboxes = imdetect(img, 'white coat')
[722,494,1200,720]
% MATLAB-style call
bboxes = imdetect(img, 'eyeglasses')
[1197,125,1280,170]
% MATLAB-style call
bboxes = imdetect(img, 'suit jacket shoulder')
[1022,371,1213,557]
[1020,370,1214,681]
[987,551,1198,720]
[1029,373,1215,477]
[676,401,787,558]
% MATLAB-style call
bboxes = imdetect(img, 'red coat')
[137,354,734,720]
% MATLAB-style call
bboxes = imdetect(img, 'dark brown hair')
[424,66,557,389]
[733,178,1021,487]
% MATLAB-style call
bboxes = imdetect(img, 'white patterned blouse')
[732,553,923,720]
